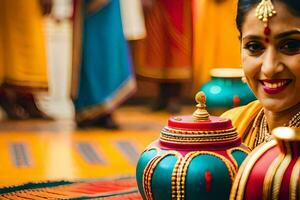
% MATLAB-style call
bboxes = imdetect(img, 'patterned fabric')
[0,177,142,199]
[134,0,192,81]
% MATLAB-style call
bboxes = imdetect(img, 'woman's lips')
[260,79,291,94]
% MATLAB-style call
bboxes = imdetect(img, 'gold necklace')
[256,110,300,147]
[288,110,300,127]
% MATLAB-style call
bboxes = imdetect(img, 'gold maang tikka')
[255,0,277,38]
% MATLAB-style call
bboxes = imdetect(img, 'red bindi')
[264,26,271,36]
[264,25,271,43]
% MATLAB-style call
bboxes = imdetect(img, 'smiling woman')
[221,0,300,150]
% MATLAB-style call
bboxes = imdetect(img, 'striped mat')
[0,176,142,199]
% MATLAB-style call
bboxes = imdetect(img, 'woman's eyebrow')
[242,35,262,41]
[275,30,300,39]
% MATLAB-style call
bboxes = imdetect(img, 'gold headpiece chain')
[255,0,277,26]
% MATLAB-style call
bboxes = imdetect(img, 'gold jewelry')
[255,111,272,147]
[255,0,277,25]
[288,110,300,127]
[256,110,300,147]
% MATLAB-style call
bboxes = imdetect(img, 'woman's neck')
[264,102,300,131]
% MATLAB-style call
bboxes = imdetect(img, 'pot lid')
[160,92,239,144]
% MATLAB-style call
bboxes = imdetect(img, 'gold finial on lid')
[193,91,210,121]
[255,0,276,25]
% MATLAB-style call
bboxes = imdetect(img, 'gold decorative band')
[160,135,238,143]
[160,127,238,143]
[163,126,237,135]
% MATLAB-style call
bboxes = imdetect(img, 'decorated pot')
[136,92,250,200]
[230,127,300,200]
[200,68,256,115]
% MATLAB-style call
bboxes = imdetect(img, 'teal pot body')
[136,141,249,200]
[200,77,256,115]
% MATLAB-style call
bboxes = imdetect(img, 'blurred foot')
[96,114,119,130]
[77,114,119,130]
[16,93,54,120]
[0,90,28,120]
[151,97,167,111]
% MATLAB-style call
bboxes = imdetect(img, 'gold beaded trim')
[230,140,277,200]
[262,153,285,200]
[160,132,237,140]
[161,130,238,138]
[172,157,186,200]
[143,156,160,200]
[160,132,238,143]
[142,149,181,200]
[161,128,237,137]
[163,126,237,135]
[171,151,236,200]
[289,158,300,200]
[160,126,238,143]
[272,142,292,200]
[171,157,183,199]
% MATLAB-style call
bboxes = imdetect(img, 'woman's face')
[241,2,300,113]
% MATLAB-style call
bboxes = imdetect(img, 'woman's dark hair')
[236,0,300,34]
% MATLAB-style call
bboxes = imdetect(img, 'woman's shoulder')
[221,100,262,120]
[221,100,262,149]
[221,100,262,137]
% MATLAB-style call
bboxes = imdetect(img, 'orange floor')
[0,105,193,187]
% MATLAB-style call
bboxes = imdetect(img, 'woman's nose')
[261,47,284,78]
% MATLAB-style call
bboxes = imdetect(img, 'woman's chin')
[259,97,289,112]
[260,97,300,113]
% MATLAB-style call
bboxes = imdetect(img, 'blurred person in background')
[192,0,241,87]
[133,0,193,114]
[71,0,136,129]
[0,0,53,120]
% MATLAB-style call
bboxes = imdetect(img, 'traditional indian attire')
[0,0,48,90]
[221,100,264,150]
[134,0,193,81]
[192,0,241,88]
[72,0,136,123]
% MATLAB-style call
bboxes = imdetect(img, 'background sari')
[0,0,48,90]
[192,0,241,88]
[72,0,136,123]
[133,0,193,81]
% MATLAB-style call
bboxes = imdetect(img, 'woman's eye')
[243,41,265,55]
[279,39,300,55]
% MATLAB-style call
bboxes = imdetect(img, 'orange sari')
[192,0,241,88]
[221,100,263,150]
[0,0,48,90]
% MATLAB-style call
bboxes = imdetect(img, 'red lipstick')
[261,79,291,94]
